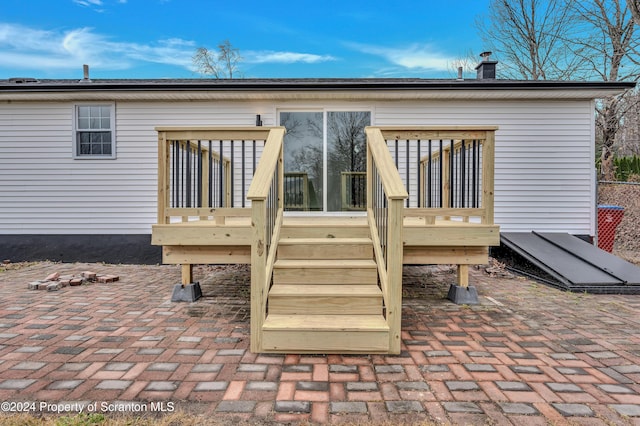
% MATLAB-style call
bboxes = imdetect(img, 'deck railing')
[365,128,408,354]
[284,172,309,211]
[376,126,496,225]
[341,171,367,211]
[247,127,286,353]
[167,140,231,212]
[423,139,482,210]
[156,127,272,224]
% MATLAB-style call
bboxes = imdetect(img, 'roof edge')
[0,79,634,102]
[0,78,635,93]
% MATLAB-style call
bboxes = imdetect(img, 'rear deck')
[152,126,500,354]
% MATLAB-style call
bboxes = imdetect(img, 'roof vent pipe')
[81,64,91,83]
[475,51,497,80]
[457,66,463,80]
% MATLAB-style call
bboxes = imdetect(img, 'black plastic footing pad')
[447,284,479,305]
[171,282,202,302]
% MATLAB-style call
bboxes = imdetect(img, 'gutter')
[0,79,633,103]
[0,79,635,93]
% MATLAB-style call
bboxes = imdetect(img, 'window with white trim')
[74,104,116,158]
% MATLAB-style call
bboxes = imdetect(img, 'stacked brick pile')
[28,271,119,291]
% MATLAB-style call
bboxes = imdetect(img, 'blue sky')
[0,0,490,79]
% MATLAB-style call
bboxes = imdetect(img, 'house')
[0,61,633,353]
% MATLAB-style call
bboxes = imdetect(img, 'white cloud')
[0,22,339,76]
[348,42,454,72]
[246,50,336,64]
[73,0,103,6]
[73,0,129,12]
[72,0,104,11]
[0,23,196,73]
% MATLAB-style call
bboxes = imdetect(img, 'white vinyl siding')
[0,101,273,234]
[374,100,595,235]
[0,98,595,236]
[118,102,272,210]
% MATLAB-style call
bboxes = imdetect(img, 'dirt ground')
[598,182,640,265]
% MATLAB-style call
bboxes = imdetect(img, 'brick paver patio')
[0,261,639,425]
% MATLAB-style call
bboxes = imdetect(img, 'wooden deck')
[152,215,497,354]
[152,126,499,354]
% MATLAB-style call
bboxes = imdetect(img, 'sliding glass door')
[280,111,324,211]
[280,110,370,212]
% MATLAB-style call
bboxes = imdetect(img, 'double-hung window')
[74,104,116,158]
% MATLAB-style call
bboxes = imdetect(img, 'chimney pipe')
[457,67,463,80]
[475,52,498,80]
[82,64,91,82]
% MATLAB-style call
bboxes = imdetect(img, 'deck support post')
[157,131,170,225]
[482,131,495,225]
[181,264,193,285]
[449,264,478,305]
[457,264,469,288]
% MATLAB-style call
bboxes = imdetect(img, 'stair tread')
[275,259,376,268]
[269,284,382,297]
[279,237,372,245]
[263,314,388,331]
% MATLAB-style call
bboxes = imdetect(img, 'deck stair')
[261,224,390,353]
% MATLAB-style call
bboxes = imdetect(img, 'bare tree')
[193,40,242,78]
[628,0,640,24]
[478,0,640,180]
[477,0,582,80]
[447,50,479,79]
[327,112,370,174]
[571,0,640,179]
[616,90,640,156]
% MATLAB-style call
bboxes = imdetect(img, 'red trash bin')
[597,205,624,252]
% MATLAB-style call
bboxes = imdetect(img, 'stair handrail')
[247,127,286,353]
[365,127,408,355]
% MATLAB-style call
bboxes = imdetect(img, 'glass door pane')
[280,111,323,211]
[327,111,370,211]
